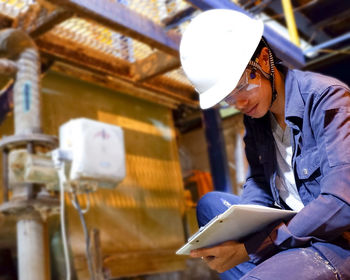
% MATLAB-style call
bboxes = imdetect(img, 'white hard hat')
[180,9,264,109]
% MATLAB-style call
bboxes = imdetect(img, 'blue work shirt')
[240,68,350,278]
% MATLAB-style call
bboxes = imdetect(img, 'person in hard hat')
[180,9,350,280]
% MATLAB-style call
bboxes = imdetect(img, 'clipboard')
[176,204,297,255]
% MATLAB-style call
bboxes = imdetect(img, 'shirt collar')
[284,68,305,120]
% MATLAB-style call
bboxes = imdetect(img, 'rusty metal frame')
[0,0,198,109]
[45,0,181,55]
[29,8,73,38]
[42,0,194,106]
[50,61,180,109]
[0,14,12,29]
[131,51,180,82]
[36,33,196,106]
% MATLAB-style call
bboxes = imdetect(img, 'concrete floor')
[116,259,220,280]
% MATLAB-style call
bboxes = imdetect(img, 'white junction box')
[59,118,126,187]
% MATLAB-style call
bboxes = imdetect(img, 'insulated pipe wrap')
[0,28,41,135]
[0,29,46,280]
[14,48,41,134]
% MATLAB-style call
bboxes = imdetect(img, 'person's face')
[218,65,272,118]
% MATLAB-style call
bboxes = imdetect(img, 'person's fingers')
[190,247,216,258]
[206,256,226,273]
[189,249,200,258]
[203,255,215,262]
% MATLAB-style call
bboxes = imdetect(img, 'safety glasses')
[218,65,262,109]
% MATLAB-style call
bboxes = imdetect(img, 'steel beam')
[46,0,181,56]
[0,14,12,29]
[36,34,131,76]
[37,34,197,106]
[29,9,73,38]
[131,51,180,82]
[186,0,305,68]
[162,6,196,30]
[51,62,180,109]
[266,0,330,45]
[303,33,350,56]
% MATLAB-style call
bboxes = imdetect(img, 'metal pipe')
[14,47,41,134]
[303,32,350,55]
[281,0,300,46]
[26,142,35,200]
[0,29,46,280]
[0,28,41,135]
[2,148,9,202]
[17,214,45,280]
[0,58,17,76]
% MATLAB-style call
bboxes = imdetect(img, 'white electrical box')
[59,118,126,188]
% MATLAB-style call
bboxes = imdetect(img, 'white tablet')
[176,204,297,255]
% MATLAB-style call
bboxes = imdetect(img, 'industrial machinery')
[0,28,126,280]
[53,118,126,280]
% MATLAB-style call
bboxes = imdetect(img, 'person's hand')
[190,240,250,273]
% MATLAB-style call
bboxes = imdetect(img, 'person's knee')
[196,191,240,226]
[197,191,220,210]
[196,192,220,226]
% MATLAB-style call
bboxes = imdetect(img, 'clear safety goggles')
[218,62,270,109]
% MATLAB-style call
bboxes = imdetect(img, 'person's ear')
[257,47,270,73]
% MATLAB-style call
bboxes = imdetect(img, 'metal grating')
[0,0,197,106]
[49,17,156,62]
[0,0,34,17]
[126,0,190,24]
[0,0,193,63]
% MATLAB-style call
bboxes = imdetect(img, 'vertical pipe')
[0,29,41,135]
[17,214,45,280]
[26,142,35,200]
[0,29,46,280]
[14,47,41,135]
[281,0,300,46]
[2,148,9,202]
[202,108,232,193]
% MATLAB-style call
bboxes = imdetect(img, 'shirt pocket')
[324,108,350,167]
[295,146,320,180]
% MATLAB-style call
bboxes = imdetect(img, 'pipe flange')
[0,197,60,218]
[0,133,58,150]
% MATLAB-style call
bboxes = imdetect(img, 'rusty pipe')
[0,28,41,135]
